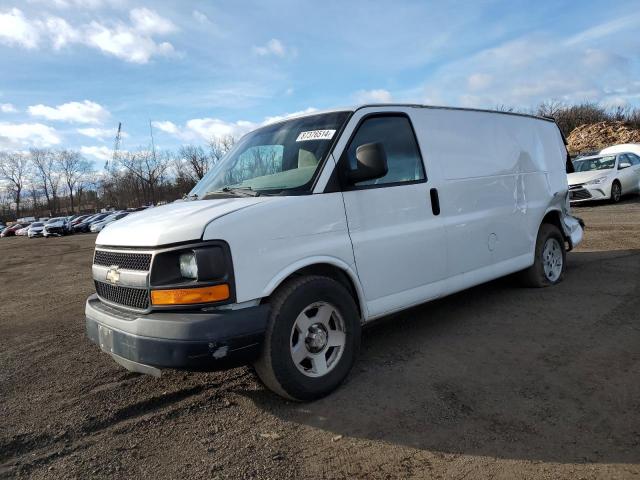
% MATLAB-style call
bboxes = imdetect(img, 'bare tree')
[209,135,235,166]
[178,145,209,182]
[56,150,91,214]
[0,152,30,217]
[536,100,563,119]
[30,148,60,215]
[119,150,169,205]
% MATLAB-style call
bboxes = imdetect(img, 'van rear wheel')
[520,224,566,287]
[254,275,360,401]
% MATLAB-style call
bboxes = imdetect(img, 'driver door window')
[342,115,425,187]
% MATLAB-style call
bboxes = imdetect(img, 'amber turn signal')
[151,284,230,306]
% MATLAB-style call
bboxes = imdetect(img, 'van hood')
[96,198,269,247]
[567,170,612,186]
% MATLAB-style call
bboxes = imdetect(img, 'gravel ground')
[1,197,639,479]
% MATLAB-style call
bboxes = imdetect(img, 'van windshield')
[190,111,350,197]
[573,155,616,172]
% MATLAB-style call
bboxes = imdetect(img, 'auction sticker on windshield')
[296,129,336,142]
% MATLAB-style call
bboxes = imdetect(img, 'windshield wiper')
[183,193,199,201]
[203,186,261,198]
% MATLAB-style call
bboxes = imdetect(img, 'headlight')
[150,242,234,307]
[586,176,607,185]
[179,251,198,279]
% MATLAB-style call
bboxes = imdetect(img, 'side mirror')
[347,142,388,184]
[619,162,632,169]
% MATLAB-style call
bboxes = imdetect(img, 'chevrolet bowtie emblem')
[106,265,120,285]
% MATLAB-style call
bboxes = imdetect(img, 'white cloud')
[185,118,256,140]
[129,8,176,35]
[0,122,61,148]
[151,120,181,135]
[0,8,40,49]
[413,17,640,110]
[77,126,126,139]
[85,19,175,64]
[152,108,320,142]
[0,7,177,64]
[467,73,492,91]
[1,103,18,113]
[353,89,393,104]
[80,145,114,161]
[28,100,110,124]
[154,118,257,142]
[253,38,287,57]
[564,13,640,46]
[40,16,80,50]
[192,10,210,24]
[28,0,120,8]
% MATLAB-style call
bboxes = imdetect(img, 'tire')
[254,275,361,401]
[611,181,622,203]
[520,223,566,288]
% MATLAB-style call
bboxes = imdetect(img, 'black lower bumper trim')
[86,299,270,371]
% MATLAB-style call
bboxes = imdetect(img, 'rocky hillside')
[567,121,640,154]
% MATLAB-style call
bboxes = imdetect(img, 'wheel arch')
[261,257,368,322]
[540,208,573,247]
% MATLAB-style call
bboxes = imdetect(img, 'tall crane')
[107,122,122,171]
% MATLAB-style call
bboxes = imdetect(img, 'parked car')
[43,217,71,237]
[85,104,584,401]
[1,223,27,237]
[15,224,32,236]
[90,212,129,233]
[74,214,109,233]
[600,143,640,157]
[70,215,90,226]
[27,222,46,238]
[568,152,640,203]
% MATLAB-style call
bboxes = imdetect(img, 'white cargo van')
[86,104,583,400]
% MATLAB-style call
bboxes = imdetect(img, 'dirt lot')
[1,198,639,480]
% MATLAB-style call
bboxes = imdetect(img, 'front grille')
[570,188,592,200]
[95,281,149,310]
[94,250,152,271]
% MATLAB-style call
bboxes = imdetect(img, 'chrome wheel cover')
[542,237,563,282]
[290,302,346,378]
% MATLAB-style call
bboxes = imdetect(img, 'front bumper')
[44,227,66,236]
[569,183,611,202]
[85,294,270,373]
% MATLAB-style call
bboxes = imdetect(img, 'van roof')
[276,103,556,124]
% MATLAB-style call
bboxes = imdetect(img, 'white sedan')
[568,152,640,203]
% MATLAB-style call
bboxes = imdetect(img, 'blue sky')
[0,0,639,166]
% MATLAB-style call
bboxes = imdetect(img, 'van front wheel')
[520,224,566,287]
[254,275,360,401]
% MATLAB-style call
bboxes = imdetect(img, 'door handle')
[429,188,440,216]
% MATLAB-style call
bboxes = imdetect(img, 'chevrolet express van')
[86,104,583,400]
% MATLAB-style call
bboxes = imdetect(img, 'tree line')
[0,136,234,222]
[498,101,640,137]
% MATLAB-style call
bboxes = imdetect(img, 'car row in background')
[1,209,142,239]
[569,143,640,204]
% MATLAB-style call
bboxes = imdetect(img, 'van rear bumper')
[85,294,269,372]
